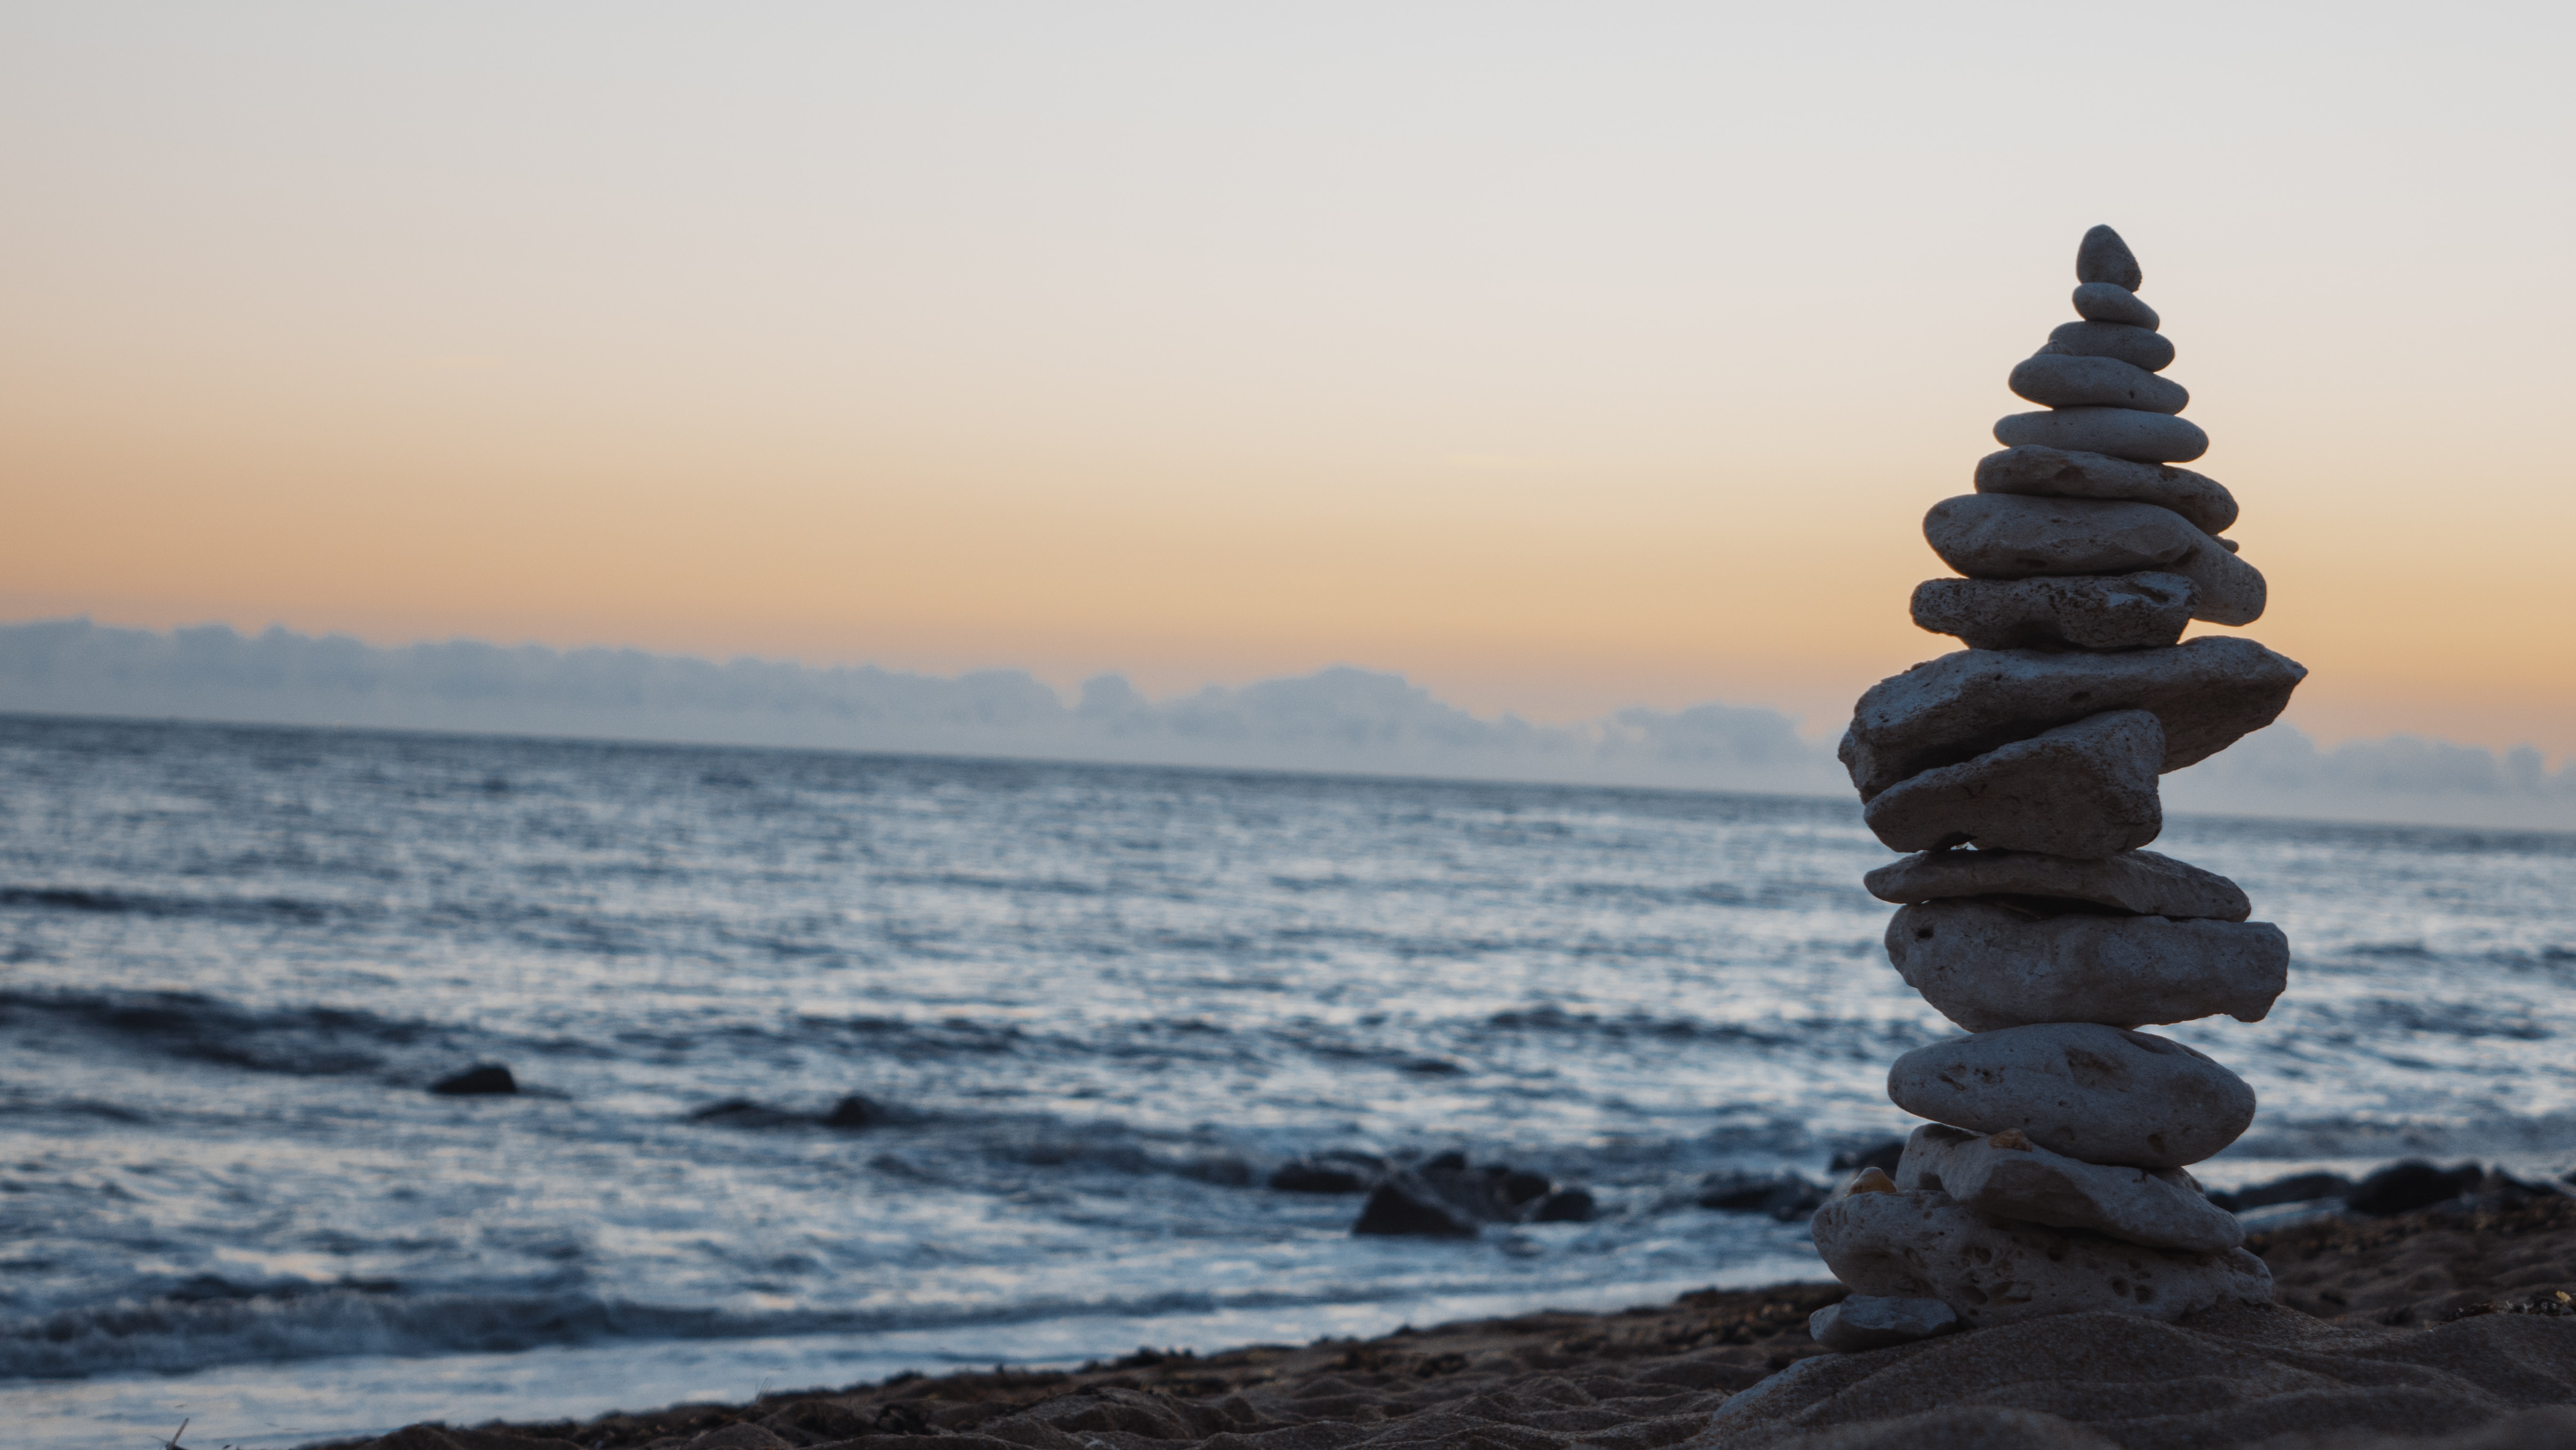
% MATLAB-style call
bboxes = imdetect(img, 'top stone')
[2077,225,2143,290]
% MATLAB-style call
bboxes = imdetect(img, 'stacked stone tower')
[1805,226,2307,1353]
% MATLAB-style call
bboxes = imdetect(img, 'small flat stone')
[2010,353,2188,413]
[1808,1295,1962,1353]
[1886,1023,2256,1169]
[1884,898,2290,1032]
[2073,282,2159,330]
[1863,847,2251,920]
[2076,226,2143,290]
[2042,320,2174,374]
[1994,407,2208,464]
[1975,445,2236,535]
[1810,1188,2272,1327]
[1839,638,2307,801]
[1924,494,2264,627]
[1895,1124,2243,1253]
[1910,572,2194,652]
[1863,710,2163,858]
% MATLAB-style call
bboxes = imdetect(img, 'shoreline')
[314,1193,2576,1450]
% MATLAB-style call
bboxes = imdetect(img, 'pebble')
[2042,321,2174,373]
[1810,1189,2273,1327]
[1862,710,2163,859]
[1910,572,2194,652]
[1863,846,2251,921]
[2010,353,2189,413]
[1896,1124,2243,1253]
[1975,444,2236,535]
[2076,226,2144,290]
[1807,1295,1962,1353]
[2073,282,2159,329]
[1838,637,2308,801]
[1884,898,2290,1032]
[1886,1023,2257,1169]
[1924,493,2264,627]
[1993,407,2208,464]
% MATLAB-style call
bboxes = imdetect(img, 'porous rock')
[2072,282,2159,330]
[1809,1188,2271,1327]
[1886,1023,2257,1169]
[1884,897,2288,1032]
[1975,443,2237,534]
[1994,406,2208,464]
[1808,1294,1961,1353]
[2008,353,2188,413]
[2041,319,2174,374]
[1839,637,2306,800]
[1862,709,2163,858]
[1863,846,2251,920]
[1894,1123,2244,1253]
[1923,494,2266,627]
[2075,225,2143,290]
[1910,572,2194,652]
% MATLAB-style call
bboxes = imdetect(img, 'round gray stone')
[2010,353,2188,414]
[1910,572,2195,652]
[1994,407,2209,464]
[1975,445,2237,535]
[2077,225,2143,290]
[2043,321,2174,373]
[1864,847,2252,921]
[1861,710,2163,859]
[1886,1023,2256,1168]
[1884,898,2290,1032]
[2074,282,2159,330]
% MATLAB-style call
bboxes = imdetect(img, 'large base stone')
[1861,710,2163,858]
[1884,898,2288,1032]
[1893,1124,2244,1252]
[1839,638,2307,801]
[1909,572,2193,652]
[1886,1023,2255,1169]
[1863,846,2251,921]
[1974,444,2236,535]
[1810,1188,2271,1328]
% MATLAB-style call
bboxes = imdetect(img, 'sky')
[3,3,2571,758]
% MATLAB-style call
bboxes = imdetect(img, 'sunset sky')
[4,4,2571,757]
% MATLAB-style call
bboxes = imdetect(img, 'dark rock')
[1270,1154,1381,1194]
[429,1064,517,1096]
[2347,1160,2484,1216]
[1496,1170,1553,1208]
[689,1098,804,1129]
[2041,320,2174,374]
[2077,225,2144,291]
[2205,1171,2354,1213]
[1352,1173,1481,1237]
[1831,1140,1907,1176]
[822,1095,887,1129]
[1424,1150,1469,1172]
[1699,1171,1829,1221]
[1531,1187,1597,1222]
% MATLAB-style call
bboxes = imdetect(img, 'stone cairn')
[1804,226,2308,1354]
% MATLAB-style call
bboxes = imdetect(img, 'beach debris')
[1813,226,2296,1348]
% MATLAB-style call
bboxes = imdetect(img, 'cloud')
[2,618,2568,830]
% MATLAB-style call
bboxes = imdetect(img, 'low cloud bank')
[2,618,2568,830]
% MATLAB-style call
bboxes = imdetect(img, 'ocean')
[3,714,2571,1448]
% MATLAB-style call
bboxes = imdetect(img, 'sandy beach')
[314,1193,2576,1450]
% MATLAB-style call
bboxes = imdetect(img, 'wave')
[0,986,448,1077]
[0,885,336,925]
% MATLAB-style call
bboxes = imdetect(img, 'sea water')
[2,715,2571,1447]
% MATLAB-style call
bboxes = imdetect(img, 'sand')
[317,1196,2576,1450]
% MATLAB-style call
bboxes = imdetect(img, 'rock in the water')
[1700,1171,1830,1220]
[2203,1170,2354,1213]
[2347,1159,2486,1217]
[1884,898,2288,1031]
[823,1094,889,1128]
[1809,1189,2272,1327]
[1894,1124,2244,1253]
[1994,406,2207,463]
[2072,282,2159,330]
[1862,709,2164,858]
[430,1064,517,1096]
[1923,494,2264,627]
[1911,572,2194,652]
[1839,638,2307,801]
[690,1097,804,1129]
[1975,444,2236,535]
[1864,846,2252,921]
[2009,353,2188,413]
[1350,1160,1584,1233]
[1351,1172,1481,1237]
[2076,225,2143,290]
[1270,1154,1380,1193]
[1886,1023,2257,1169]
[1808,1295,1962,1353]
[1530,1186,1597,1222]
[2041,320,2175,374]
